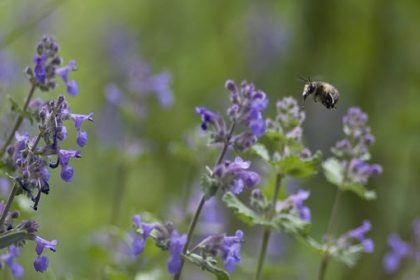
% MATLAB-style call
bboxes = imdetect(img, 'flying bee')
[300,77,339,110]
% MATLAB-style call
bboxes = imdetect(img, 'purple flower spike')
[167,231,187,274]
[56,60,78,95]
[70,113,94,147]
[33,256,49,272]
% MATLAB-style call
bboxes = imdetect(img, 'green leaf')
[222,192,271,226]
[272,213,310,235]
[329,243,366,267]
[275,151,321,178]
[201,170,218,200]
[183,253,230,280]
[0,230,30,250]
[323,158,376,200]
[341,182,377,200]
[251,144,270,161]
[322,157,344,186]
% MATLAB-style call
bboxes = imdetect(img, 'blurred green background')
[0,0,419,279]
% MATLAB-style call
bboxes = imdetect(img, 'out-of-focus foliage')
[0,0,419,279]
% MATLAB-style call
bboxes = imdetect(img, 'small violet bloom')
[276,190,311,222]
[33,236,58,273]
[338,220,374,253]
[57,149,81,182]
[70,113,94,147]
[131,215,156,256]
[213,157,261,194]
[167,231,187,274]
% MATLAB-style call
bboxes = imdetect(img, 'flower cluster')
[383,218,420,273]
[25,36,78,95]
[5,94,92,209]
[336,220,374,253]
[131,214,187,275]
[212,157,261,194]
[0,219,57,277]
[193,230,244,272]
[196,80,268,151]
[265,97,313,160]
[333,108,382,184]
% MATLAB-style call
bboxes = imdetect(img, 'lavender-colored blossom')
[383,234,411,273]
[131,214,157,256]
[167,231,187,274]
[337,220,374,253]
[33,255,48,272]
[276,190,311,221]
[213,157,261,194]
[0,246,24,277]
[347,159,383,185]
[55,60,78,95]
[70,113,94,147]
[57,149,81,182]
[0,177,10,197]
[195,230,244,273]
[32,236,57,273]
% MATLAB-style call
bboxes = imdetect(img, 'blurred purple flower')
[213,157,261,194]
[167,231,187,274]
[0,246,24,278]
[276,189,311,221]
[337,220,374,253]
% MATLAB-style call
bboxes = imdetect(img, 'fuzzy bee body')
[301,79,339,110]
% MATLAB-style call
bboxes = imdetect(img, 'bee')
[300,77,339,110]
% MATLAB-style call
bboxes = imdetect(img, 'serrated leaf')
[184,253,230,280]
[341,182,377,200]
[322,157,344,186]
[222,192,271,226]
[272,213,310,235]
[251,144,270,161]
[329,243,365,267]
[275,151,321,178]
[0,230,30,249]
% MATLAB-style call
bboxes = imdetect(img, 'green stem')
[0,184,18,226]
[110,161,128,225]
[0,84,36,158]
[317,189,343,280]
[255,172,283,280]
[173,122,236,280]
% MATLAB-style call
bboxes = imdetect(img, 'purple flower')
[213,157,261,194]
[131,215,157,256]
[70,113,94,147]
[33,54,48,83]
[195,107,225,135]
[55,60,78,95]
[105,84,123,106]
[167,231,187,274]
[276,190,311,221]
[0,246,24,278]
[348,159,383,185]
[58,149,81,182]
[195,230,244,273]
[151,71,174,107]
[33,256,48,272]
[383,234,412,273]
[338,220,374,253]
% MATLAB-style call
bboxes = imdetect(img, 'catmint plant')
[0,36,92,276]
[318,107,382,280]
[128,80,267,279]
[383,218,420,275]
[222,96,320,280]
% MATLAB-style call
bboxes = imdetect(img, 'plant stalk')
[173,122,236,280]
[255,172,283,280]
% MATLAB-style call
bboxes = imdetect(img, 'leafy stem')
[255,172,283,280]
[173,121,236,280]
[318,188,343,280]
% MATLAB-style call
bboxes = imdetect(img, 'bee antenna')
[298,76,312,83]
